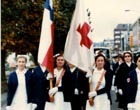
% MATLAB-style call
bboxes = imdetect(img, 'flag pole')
[49,77,54,102]
[88,73,94,106]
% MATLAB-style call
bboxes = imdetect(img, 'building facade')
[131,17,140,51]
[114,24,132,53]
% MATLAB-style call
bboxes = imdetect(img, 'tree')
[1,0,76,83]
[53,0,76,53]
[1,0,44,84]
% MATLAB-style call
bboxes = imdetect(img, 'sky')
[87,0,140,42]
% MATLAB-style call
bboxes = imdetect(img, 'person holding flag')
[66,62,89,110]
[86,54,113,110]
[32,64,51,110]
[63,0,95,109]
[48,54,89,110]
[47,54,71,110]
[35,0,54,109]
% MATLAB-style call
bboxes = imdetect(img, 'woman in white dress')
[126,54,140,110]
[47,54,71,110]
[6,55,36,110]
[86,54,113,110]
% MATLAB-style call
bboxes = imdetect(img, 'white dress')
[45,68,71,110]
[86,68,110,110]
[10,69,32,110]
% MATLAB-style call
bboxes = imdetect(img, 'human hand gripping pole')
[88,69,94,106]
[46,72,53,80]
[49,87,58,96]
[86,69,93,78]
[48,72,55,102]
[88,91,97,98]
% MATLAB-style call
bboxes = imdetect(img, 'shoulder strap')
[95,70,106,91]
[55,69,65,87]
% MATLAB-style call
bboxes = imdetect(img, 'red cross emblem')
[77,22,93,49]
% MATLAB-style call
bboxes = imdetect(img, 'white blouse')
[11,69,31,110]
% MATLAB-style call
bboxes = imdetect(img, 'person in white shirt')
[48,54,71,110]
[6,55,36,110]
[126,54,140,110]
[86,54,113,110]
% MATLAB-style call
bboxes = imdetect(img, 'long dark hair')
[54,54,67,69]
[95,54,106,62]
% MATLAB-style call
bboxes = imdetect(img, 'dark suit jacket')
[32,66,50,103]
[7,70,33,106]
[69,68,89,101]
[126,69,138,103]
[116,62,136,91]
[56,67,89,102]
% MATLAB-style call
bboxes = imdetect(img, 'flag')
[38,0,54,74]
[64,0,95,71]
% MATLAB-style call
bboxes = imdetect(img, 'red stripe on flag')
[42,23,54,74]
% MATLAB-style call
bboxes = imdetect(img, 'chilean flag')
[38,0,54,74]
[64,0,95,72]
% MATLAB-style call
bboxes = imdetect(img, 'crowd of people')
[6,51,140,110]
[113,51,140,110]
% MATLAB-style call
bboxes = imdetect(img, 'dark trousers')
[35,101,45,110]
[70,95,86,110]
[118,94,128,110]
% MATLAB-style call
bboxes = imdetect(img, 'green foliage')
[53,0,76,53]
[1,0,76,83]
[1,0,44,53]
[1,0,76,54]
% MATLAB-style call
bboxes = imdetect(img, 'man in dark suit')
[32,65,50,110]
[67,63,89,110]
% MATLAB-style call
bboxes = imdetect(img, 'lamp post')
[125,9,140,14]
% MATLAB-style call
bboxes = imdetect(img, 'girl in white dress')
[127,54,140,110]
[86,54,112,110]
[6,55,36,110]
[46,54,71,110]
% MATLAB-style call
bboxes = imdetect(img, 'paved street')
[1,92,7,110]
[1,88,120,110]
[1,71,120,110]
[110,89,119,110]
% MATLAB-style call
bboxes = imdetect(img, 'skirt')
[45,92,71,110]
[86,94,110,110]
